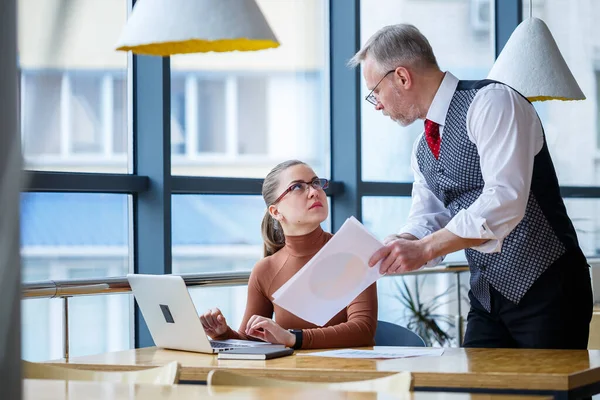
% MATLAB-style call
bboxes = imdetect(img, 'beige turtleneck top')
[213,226,378,349]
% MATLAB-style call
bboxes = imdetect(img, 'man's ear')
[393,66,412,89]
[268,204,283,222]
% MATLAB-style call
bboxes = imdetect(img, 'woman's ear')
[268,204,283,222]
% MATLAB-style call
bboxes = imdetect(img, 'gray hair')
[348,24,438,72]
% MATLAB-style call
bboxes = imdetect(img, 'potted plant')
[393,275,456,347]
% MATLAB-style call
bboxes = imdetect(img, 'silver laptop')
[127,274,275,353]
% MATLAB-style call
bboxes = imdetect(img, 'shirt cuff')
[445,209,502,253]
[423,256,444,269]
[398,224,432,240]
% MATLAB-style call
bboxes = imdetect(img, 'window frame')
[22,0,600,350]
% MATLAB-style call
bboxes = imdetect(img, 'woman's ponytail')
[261,209,285,257]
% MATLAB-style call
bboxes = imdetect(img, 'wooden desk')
[50,347,600,399]
[23,379,552,400]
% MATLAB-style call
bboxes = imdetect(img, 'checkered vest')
[416,80,579,312]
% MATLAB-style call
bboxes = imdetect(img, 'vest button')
[480,265,486,271]
[437,168,444,174]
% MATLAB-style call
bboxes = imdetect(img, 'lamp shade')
[116,0,279,56]
[488,17,585,102]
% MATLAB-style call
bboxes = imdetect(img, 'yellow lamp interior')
[117,38,279,56]
[527,95,585,102]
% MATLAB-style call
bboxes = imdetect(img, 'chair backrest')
[22,360,179,385]
[207,369,412,393]
[374,320,426,347]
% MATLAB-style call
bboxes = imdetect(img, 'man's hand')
[369,234,429,274]
[245,315,296,347]
[370,229,488,274]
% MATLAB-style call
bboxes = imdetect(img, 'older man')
[351,24,592,349]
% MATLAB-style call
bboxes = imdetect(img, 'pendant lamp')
[116,0,279,56]
[487,2,585,102]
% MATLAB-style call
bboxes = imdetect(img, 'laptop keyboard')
[210,341,251,349]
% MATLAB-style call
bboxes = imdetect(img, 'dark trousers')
[462,250,593,349]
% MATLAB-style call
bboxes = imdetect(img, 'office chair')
[374,320,426,347]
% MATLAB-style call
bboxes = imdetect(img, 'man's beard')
[386,103,419,127]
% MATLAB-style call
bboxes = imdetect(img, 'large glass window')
[360,0,495,182]
[171,195,265,275]
[170,0,330,179]
[563,198,600,257]
[22,295,131,362]
[18,0,129,173]
[523,0,599,186]
[20,193,131,360]
[172,195,331,275]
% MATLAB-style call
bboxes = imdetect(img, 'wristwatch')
[289,329,303,350]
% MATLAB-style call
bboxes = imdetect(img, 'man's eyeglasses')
[365,69,395,106]
[272,178,329,205]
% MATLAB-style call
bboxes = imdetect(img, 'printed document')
[297,347,445,359]
[273,216,384,326]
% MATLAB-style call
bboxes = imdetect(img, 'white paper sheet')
[272,217,384,326]
[297,348,445,359]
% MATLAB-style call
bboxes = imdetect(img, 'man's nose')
[375,102,383,111]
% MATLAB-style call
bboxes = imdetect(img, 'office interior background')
[19,0,600,361]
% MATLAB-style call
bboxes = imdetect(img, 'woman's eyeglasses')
[272,178,329,205]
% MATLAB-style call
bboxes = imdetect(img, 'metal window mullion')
[60,73,72,157]
[225,76,239,157]
[171,175,344,196]
[22,171,148,193]
[185,74,198,158]
[330,0,361,231]
[131,23,172,349]
[102,74,114,157]
[360,182,413,197]
[20,73,26,151]
[495,0,522,58]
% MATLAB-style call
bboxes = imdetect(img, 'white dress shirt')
[400,72,544,267]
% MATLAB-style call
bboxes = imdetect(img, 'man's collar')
[425,72,459,126]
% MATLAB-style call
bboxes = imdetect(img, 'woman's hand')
[245,315,296,347]
[199,308,229,338]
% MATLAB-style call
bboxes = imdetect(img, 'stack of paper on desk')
[272,216,384,326]
[297,347,445,359]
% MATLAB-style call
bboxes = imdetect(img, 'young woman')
[200,160,377,349]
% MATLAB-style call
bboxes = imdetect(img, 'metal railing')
[22,271,253,299]
[22,265,469,299]
[21,266,470,359]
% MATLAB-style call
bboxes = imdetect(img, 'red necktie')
[424,119,440,159]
